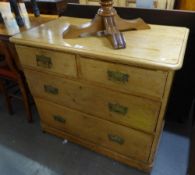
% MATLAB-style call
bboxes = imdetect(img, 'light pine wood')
[79,56,167,99]
[36,98,153,161]
[24,69,161,133]
[10,17,189,70]
[41,123,153,172]
[16,45,77,78]
[11,16,189,172]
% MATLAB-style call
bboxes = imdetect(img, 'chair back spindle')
[9,0,24,26]
[30,0,40,17]
[1,0,40,26]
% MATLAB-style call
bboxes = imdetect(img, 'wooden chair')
[0,41,32,122]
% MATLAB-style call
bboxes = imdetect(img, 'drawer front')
[79,57,167,99]
[35,98,153,162]
[16,45,77,77]
[25,69,161,133]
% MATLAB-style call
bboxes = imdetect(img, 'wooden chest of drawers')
[10,17,189,172]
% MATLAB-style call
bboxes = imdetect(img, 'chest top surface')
[10,16,189,70]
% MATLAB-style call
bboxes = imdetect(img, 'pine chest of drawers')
[10,17,189,172]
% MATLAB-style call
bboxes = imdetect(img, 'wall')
[175,0,195,10]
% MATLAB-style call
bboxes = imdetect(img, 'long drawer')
[35,98,153,162]
[79,56,168,99]
[16,45,77,78]
[25,69,161,133]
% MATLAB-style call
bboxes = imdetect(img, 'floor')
[0,96,190,175]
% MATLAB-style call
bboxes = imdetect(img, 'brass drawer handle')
[53,115,66,123]
[108,134,124,145]
[107,70,129,83]
[36,55,52,68]
[108,103,128,115]
[44,85,59,95]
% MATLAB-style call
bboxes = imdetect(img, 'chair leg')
[17,78,33,123]
[0,80,13,115]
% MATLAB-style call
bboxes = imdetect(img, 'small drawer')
[79,57,168,99]
[35,98,153,162]
[25,69,161,133]
[16,45,77,77]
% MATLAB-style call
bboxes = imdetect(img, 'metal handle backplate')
[107,70,129,83]
[36,55,52,68]
[44,85,58,95]
[108,134,124,145]
[53,115,66,123]
[108,102,128,115]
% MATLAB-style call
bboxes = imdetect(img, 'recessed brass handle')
[108,134,124,145]
[107,70,129,83]
[53,115,66,123]
[108,102,128,115]
[44,85,58,95]
[36,55,52,68]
